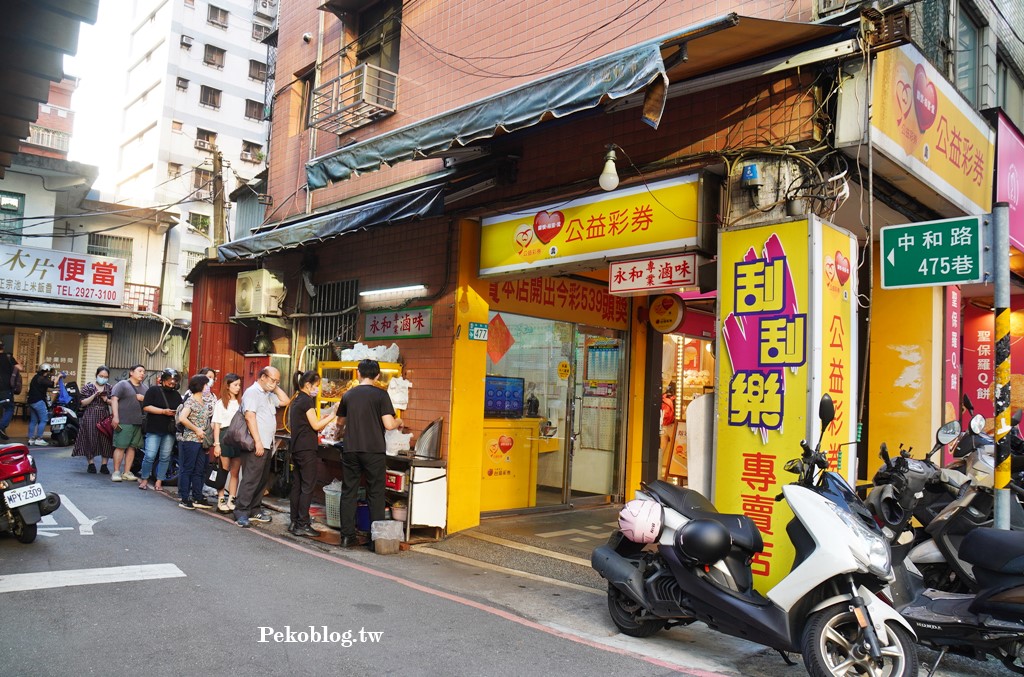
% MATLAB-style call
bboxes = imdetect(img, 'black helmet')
[161,368,180,383]
[675,519,732,566]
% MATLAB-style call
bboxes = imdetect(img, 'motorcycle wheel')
[54,430,70,447]
[11,515,37,544]
[802,606,918,677]
[606,583,664,638]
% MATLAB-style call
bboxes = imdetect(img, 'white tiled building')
[91,0,273,321]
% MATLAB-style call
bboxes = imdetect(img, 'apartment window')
[252,23,271,42]
[192,170,213,201]
[357,0,401,73]
[207,5,228,28]
[176,77,189,91]
[184,0,194,6]
[204,44,226,69]
[249,59,268,82]
[999,57,1024,131]
[240,141,263,162]
[957,6,981,107]
[171,119,183,133]
[244,99,264,120]
[187,212,211,235]
[199,85,222,109]
[183,250,205,278]
[87,233,133,278]
[195,128,216,151]
[0,191,25,246]
[167,162,182,179]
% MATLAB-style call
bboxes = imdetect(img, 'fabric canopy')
[218,183,445,261]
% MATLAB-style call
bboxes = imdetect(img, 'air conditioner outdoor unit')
[240,151,256,162]
[236,269,285,317]
[180,35,193,48]
[194,139,212,150]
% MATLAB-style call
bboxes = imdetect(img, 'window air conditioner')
[180,35,193,48]
[240,151,256,162]
[194,139,212,150]
[236,269,285,317]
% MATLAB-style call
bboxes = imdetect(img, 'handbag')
[204,461,228,490]
[224,407,255,452]
[96,415,114,439]
[10,368,21,396]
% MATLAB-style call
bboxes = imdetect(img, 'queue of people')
[56,360,403,549]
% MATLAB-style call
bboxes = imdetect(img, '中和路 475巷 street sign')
[880,216,986,289]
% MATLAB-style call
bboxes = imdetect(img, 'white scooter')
[592,395,918,676]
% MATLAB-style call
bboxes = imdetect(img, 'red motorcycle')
[0,443,61,543]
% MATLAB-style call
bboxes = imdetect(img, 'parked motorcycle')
[0,442,61,543]
[885,484,1024,675]
[49,375,80,447]
[592,395,918,676]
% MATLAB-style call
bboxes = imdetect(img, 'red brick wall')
[267,0,817,221]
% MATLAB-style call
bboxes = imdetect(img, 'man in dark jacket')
[0,340,23,440]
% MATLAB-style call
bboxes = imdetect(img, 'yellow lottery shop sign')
[479,177,699,277]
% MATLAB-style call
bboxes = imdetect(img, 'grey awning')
[303,13,706,189]
[218,183,445,260]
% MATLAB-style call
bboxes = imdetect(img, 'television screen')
[484,376,524,418]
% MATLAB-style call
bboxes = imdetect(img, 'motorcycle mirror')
[962,393,974,414]
[1014,410,1023,428]
[879,443,891,467]
[783,458,803,475]
[970,414,986,435]
[818,394,835,432]
[935,420,961,445]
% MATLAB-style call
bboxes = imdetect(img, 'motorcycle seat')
[960,528,1024,574]
[646,481,764,553]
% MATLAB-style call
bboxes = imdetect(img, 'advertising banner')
[479,276,629,330]
[997,112,1024,251]
[480,176,698,276]
[0,243,126,307]
[871,45,994,215]
[716,217,857,589]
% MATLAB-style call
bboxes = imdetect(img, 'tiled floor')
[474,505,620,559]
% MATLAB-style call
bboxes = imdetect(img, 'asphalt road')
[0,444,1014,677]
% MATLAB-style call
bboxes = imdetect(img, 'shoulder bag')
[204,460,228,490]
[224,406,255,452]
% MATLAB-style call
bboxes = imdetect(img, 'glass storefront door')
[483,313,626,511]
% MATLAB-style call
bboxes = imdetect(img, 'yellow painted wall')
[865,247,943,478]
[624,298,648,500]
[447,219,489,533]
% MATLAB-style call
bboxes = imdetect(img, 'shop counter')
[481,417,551,511]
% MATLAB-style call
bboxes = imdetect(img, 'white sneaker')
[35,438,49,447]
[121,471,137,481]
[111,471,122,482]
[26,439,35,446]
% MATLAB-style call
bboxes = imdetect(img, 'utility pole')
[212,146,226,248]
[994,202,1012,529]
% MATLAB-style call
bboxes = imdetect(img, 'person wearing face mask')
[71,366,114,473]
[287,370,339,537]
[139,369,184,493]
[233,366,288,527]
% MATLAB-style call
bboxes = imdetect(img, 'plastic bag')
[371,519,404,541]
[387,377,412,410]
[385,428,412,455]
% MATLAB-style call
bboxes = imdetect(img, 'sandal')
[138,481,149,491]
[154,481,163,492]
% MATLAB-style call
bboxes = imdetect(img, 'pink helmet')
[618,499,664,544]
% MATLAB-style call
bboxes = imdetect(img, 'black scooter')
[888,485,1024,675]
[49,376,80,447]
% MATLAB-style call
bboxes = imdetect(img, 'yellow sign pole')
[994,202,1012,529]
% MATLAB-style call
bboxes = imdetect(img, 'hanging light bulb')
[598,145,619,191]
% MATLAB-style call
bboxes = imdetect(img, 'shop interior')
[482,311,625,512]
[659,332,715,485]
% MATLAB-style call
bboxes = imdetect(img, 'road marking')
[58,494,104,535]
[39,515,57,526]
[0,563,185,594]
[462,531,592,567]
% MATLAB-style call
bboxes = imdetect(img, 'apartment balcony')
[26,125,70,152]
[309,62,397,135]
[123,283,160,313]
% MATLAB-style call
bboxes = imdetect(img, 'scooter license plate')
[4,483,44,508]
[50,416,66,426]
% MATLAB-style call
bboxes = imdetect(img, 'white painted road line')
[0,563,186,594]
[58,494,104,535]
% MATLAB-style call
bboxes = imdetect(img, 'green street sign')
[880,216,986,289]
